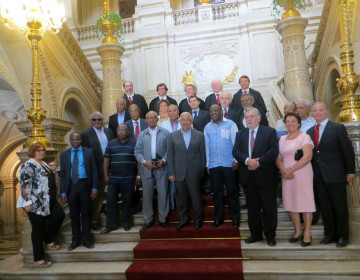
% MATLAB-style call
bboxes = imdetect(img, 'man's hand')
[232,161,239,170]
[61,195,67,204]
[347,174,356,183]
[206,168,210,174]
[91,190,98,200]
[247,158,260,171]
[24,204,33,213]
[156,159,165,168]
[135,176,142,186]
[169,175,175,182]
[144,160,155,170]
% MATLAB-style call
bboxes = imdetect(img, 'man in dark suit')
[189,95,210,132]
[60,133,98,251]
[108,98,131,138]
[122,81,149,119]
[178,84,206,114]
[234,94,268,130]
[167,112,206,230]
[81,112,114,230]
[149,83,178,113]
[230,75,267,113]
[220,92,237,121]
[204,79,222,110]
[307,102,355,247]
[233,107,279,246]
[124,104,148,142]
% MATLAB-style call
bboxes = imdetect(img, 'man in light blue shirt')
[204,105,240,228]
[296,99,316,133]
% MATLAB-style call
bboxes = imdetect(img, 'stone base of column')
[349,207,360,244]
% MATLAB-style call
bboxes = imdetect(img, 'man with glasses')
[122,81,149,119]
[109,98,131,138]
[205,79,223,111]
[295,99,316,133]
[149,83,178,114]
[81,112,113,231]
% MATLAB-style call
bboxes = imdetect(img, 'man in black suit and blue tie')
[189,95,210,133]
[233,107,279,246]
[60,133,98,251]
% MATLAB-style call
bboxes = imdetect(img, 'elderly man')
[134,111,170,229]
[231,75,267,113]
[307,102,355,247]
[189,95,210,132]
[296,99,316,133]
[220,92,237,120]
[149,83,178,113]
[81,112,113,230]
[167,112,206,230]
[122,81,149,119]
[205,79,223,110]
[233,107,279,246]
[275,102,296,139]
[124,104,148,142]
[178,84,206,114]
[109,98,131,138]
[204,105,240,228]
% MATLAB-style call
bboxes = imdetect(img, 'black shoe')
[320,237,335,245]
[176,220,189,230]
[288,233,303,243]
[84,240,94,249]
[124,225,131,231]
[159,222,169,228]
[91,223,101,231]
[336,238,348,247]
[100,227,118,234]
[212,220,223,228]
[142,221,154,230]
[245,236,263,244]
[68,241,81,251]
[267,238,276,247]
[232,220,240,228]
[194,220,203,229]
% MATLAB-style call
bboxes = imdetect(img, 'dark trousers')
[244,179,277,239]
[314,177,349,240]
[91,177,106,225]
[175,176,203,223]
[106,177,134,228]
[209,167,240,222]
[68,180,92,243]
[27,200,65,261]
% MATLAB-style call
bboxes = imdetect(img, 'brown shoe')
[34,260,52,268]
[47,242,60,250]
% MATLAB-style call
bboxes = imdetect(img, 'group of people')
[17,75,355,269]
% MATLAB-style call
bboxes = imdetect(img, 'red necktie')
[250,130,255,154]
[243,90,248,94]
[224,108,228,119]
[129,97,132,105]
[314,124,320,146]
[216,94,220,104]
[135,121,140,141]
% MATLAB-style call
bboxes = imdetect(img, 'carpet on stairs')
[126,196,244,280]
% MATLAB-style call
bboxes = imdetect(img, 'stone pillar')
[97,44,124,124]
[276,16,313,102]
[0,177,18,235]
[344,122,360,244]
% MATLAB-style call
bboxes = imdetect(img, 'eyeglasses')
[92,118,103,121]
[146,116,158,120]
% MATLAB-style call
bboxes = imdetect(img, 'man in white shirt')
[296,99,316,133]
[205,79,223,110]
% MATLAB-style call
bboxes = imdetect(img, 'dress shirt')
[317,118,329,142]
[149,127,158,159]
[246,125,259,164]
[92,126,109,154]
[275,118,288,139]
[242,89,249,95]
[181,129,191,149]
[117,111,125,126]
[132,119,141,135]
[126,93,134,101]
[192,109,199,119]
[300,116,316,133]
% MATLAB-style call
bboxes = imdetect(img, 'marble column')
[97,43,124,124]
[344,122,360,244]
[0,177,18,235]
[276,16,313,102]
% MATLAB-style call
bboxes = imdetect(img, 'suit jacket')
[60,147,99,195]
[124,118,148,142]
[108,111,131,138]
[122,93,149,119]
[204,93,220,111]
[232,125,279,187]
[81,126,113,178]
[223,107,237,121]
[134,126,170,177]
[192,110,210,132]
[179,97,206,114]
[149,96,178,113]
[230,88,267,113]
[307,121,355,183]
[167,129,206,182]
[233,106,269,130]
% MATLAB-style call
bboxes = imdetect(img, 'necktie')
[224,108,228,119]
[216,94,220,104]
[171,122,178,132]
[72,149,79,184]
[194,111,198,119]
[314,124,320,146]
[243,90,248,95]
[129,97,132,105]
[135,121,140,141]
[250,130,255,154]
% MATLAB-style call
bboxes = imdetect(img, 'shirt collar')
[249,125,259,133]
[93,126,104,133]
[181,129,191,134]
[319,118,329,127]
[71,146,82,152]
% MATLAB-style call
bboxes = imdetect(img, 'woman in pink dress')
[276,112,315,247]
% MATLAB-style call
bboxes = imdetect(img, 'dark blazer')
[192,110,210,132]
[179,97,206,114]
[307,121,355,183]
[232,125,279,186]
[231,88,267,113]
[60,147,98,195]
[108,112,131,138]
[124,118,148,142]
[204,93,220,111]
[149,96,178,113]
[122,93,149,119]
[81,127,113,178]
[233,106,269,130]
[167,129,206,182]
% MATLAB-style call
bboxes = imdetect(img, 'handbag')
[294,149,303,161]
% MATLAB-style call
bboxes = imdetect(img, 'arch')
[324,69,342,121]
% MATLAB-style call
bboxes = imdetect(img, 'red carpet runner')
[126,196,244,280]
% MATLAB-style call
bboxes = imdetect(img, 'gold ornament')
[222,66,239,84]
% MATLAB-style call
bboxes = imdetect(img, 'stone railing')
[212,1,240,21]
[173,8,199,25]
[268,76,288,127]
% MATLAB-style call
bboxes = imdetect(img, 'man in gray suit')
[134,111,170,229]
[167,112,206,230]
